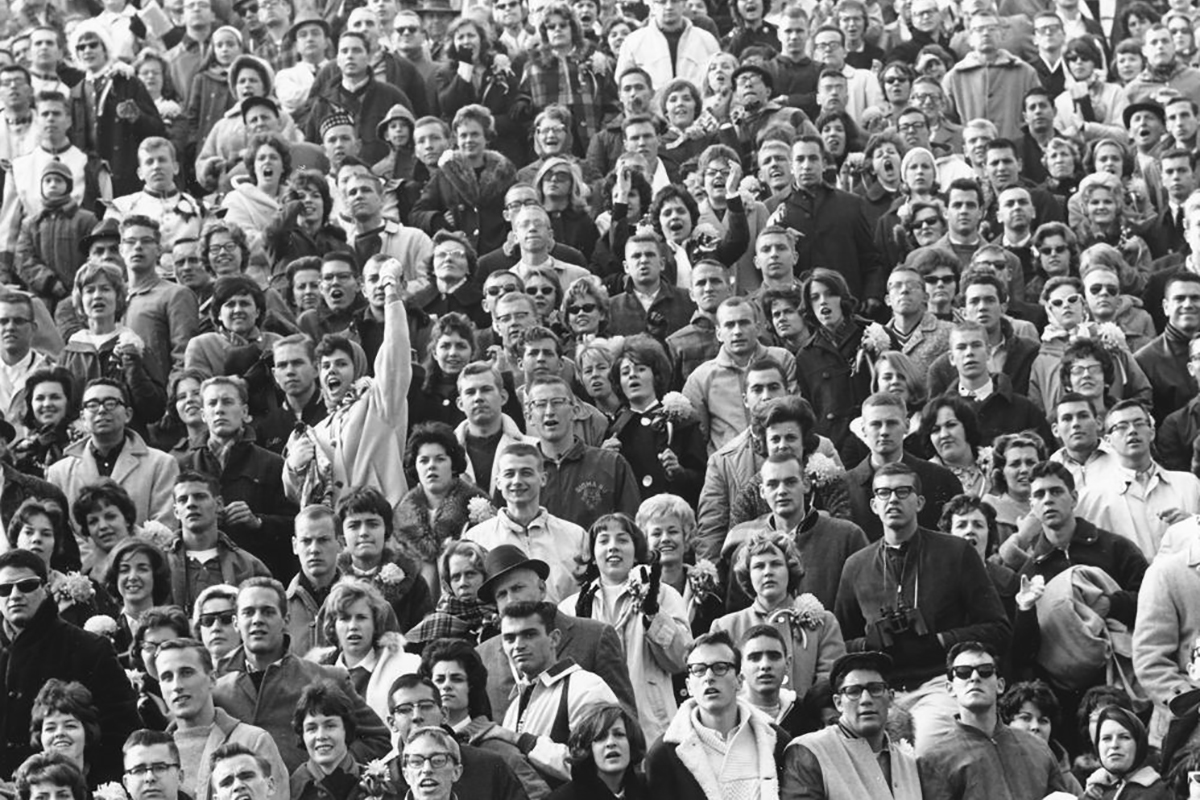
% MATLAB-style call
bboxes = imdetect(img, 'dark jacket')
[0,597,140,780]
[765,54,820,117]
[834,527,1011,690]
[776,183,884,304]
[943,374,1054,447]
[410,150,518,257]
[1,463,70,536]
[794,318,875,456]
[1158,394,1200,472]
[607,283,697,341]
[547,769,648,800]
[540,439,642,530]
[303,77,413,164]
[69,71,165,197]
[179,437,299,581]
[477,608,637,721]
[167,531,273,613]
[927,317,1040,396]
[1010,517,1148,674]
[389,737,532,800]
[845,452,965,542]
[1136,326,1199,423]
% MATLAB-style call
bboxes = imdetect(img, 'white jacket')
[615,19,719,94]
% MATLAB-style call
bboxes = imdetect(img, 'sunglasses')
[1039,245,1068,255]
[1048,293,1082,308]
[526,286,556,296]
[0,578,42,597]
[568,303,597,314]
[76,39,103,51]
[949,664,998,680]
[1087,283,1119,296]
[485,285,517,296]
[198,611,236,628]
[910,216,941,229]
[395,25,421,33]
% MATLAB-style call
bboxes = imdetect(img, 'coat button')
[826,413,835,420]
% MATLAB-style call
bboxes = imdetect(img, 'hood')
[227,54,276,97]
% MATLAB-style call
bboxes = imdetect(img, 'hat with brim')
[829,651,894,692]
[376,103,415,141]
[731,63,774,92]
[286,14,331,43]
[1123,100,1165,129]
[79,218,121,256]
[477,544,551,604]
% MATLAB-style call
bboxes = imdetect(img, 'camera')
[866,601,929,648]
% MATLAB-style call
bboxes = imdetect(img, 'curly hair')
[15,753,87,800]
[938,493,1000,557]
[9,498,78,573]
[210,274,267,330]
[600,167,652,213]
[648,184,700,242]
[1060,338,1116,393]
[291,679,358,744]
[404,421,469,485]
[452,103,496,139]
[533,105,576,158]
[562,276,611,328]
[29,679,101,751]
[989,432,1048,495]
[444,16,495,64]
[438,540,488,599]
[634,494,697,555]
[72,479,136,538]
[732,530,804,598]
[199,218,250,275]
[243,132,292,183]
[998,679,1061,730]
[132,47,181,101]
[536,3,585,51]
[919,395,983,458]
[285,169,333,227]
[419,637,494,719]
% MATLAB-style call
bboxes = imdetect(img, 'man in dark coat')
[1136,272,1200,423]
[844,393,964,541]
[0,548,140,780]
[179,376,298,581]
[774,135,884,313]
[474,546,637,720]
[68,23,165,197]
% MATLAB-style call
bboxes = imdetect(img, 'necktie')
[516,681,537,724]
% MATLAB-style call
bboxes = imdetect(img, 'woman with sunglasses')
[191,584,241,667]
[1028,276,1151,415]
[878,62,915,123]
[562,276,612,353]
[103,539,173,667]
[1056,37,1128,137]
[523,266,565,331]
[1025,222,1078,303]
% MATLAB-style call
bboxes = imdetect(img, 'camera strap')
[880,540,919,610]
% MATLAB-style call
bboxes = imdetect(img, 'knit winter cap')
[40,160,74,197]
[320,111,357,140]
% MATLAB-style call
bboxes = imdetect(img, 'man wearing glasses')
[475,186,589,283]
[1077,399,1200,558]
[917,642,1070,800]
[646,630,788,799]
[0,547,139,778]
[152,641,287,800]
[47,378,180,528]
[781,651,922,800]
[834,463,1009,753]
[123,730,190,800]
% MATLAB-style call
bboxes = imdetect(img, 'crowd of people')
[3,0,1200,797]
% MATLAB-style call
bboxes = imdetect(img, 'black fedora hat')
[477,544,550,604]
[79,218,121,257]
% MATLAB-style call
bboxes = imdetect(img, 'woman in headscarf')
[1082,706,1170,800]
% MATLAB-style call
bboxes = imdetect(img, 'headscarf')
[1093,705,1150,778]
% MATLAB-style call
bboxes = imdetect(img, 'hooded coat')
[410,150,518,257]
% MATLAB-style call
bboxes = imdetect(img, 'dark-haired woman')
[606,335,705,504]
[11,367,80,479]
[396,422,492,596]
[29,679,103,786]
[184,275,281,378]
[794,268,873,456]
[1081,706,1170,800]
[263,168,348,284]
[547,703,648,800]
[103,539,174,665]
[560,513,691,744]
[74,479,137,583]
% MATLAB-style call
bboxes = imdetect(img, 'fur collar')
[438,150,516,205]
[663,699,780,800]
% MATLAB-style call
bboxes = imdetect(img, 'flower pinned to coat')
[661,391,695,423]
[1072,320,1129,354]
[852,322,893,375]
[117,329,145,356]
[805,453,844,488]
[770,594,826,648]
[493,53,513,75]
[54,572,95,606]
[125,669,145,694]
[84,614,118,638]
[94,782,128,800]
[687,559,719,599]
[137,519,176,550]
[379,563,406,585]
[358,758,395,800]
[976,445,995,471]
[467,497,497,525]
